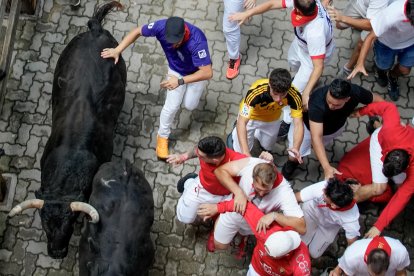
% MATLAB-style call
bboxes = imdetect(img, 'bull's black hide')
[79,160,154,276]
[8,1,126,259]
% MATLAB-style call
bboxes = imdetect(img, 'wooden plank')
[0,0,7,49]
[0,0,21,114]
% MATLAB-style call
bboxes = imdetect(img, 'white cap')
[264,230,301,258]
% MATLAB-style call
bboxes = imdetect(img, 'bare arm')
[310,121,341,179]
[328,6,372,31]
[302,59,324,111]
[236,116,252,156]
[354,183,387,202]
[229,0,284,25]
[101,26,142,64]
[161,64,213,90]
[166,146,197,166]
[348,31,377,79]
[288,116,304,163]
[214,158,252,214]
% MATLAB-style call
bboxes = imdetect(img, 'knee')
[184,102,198,111]
[214,240,230,250]
[162,104,180,116]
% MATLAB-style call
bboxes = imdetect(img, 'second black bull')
[8,2,126,259]
[79,160,154,276]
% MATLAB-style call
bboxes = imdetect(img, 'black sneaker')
[387,73,400,101]
[177,173,198,193]
[374,65,388,87]
[366,116,382,135]
[277,121,290,141]
[281,160,299,180]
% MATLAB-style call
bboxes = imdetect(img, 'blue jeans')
[374,40,414,70]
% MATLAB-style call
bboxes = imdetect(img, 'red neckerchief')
[317,199,356,212]
[182,24,191,43]
[291,6,318,27]
[364,236,392,263]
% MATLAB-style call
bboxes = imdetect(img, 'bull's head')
[8,199,99,259]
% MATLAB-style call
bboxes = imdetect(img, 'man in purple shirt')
[101,17,213,159]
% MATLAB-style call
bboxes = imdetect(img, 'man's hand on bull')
[197,203,218,221]
[160,75,180,90]
[101,48,120,64]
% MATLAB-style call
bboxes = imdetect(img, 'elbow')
[205,67,213,80]
[297,218,307,235]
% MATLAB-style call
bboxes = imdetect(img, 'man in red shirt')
[198,200,311,275]
[167,136,272,250]
[353,102,413,237]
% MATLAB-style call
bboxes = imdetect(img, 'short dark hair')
[325,178,354,208]
[367,249,390,274]
[329,79,351,99]
[269,68,292,94]
[198,136,226,158]
[406,0,414,25]
[294,0,317,16]
[383,149,410,177]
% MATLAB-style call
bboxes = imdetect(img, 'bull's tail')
[87,1,123,35]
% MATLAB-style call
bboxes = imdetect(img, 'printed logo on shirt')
[240,104,251,117]
[296,254,311,275]
[148,22,154,29]
[198,49,207,59]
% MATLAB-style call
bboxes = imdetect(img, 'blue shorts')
[374,40,414,70]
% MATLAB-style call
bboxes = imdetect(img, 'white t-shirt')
[237,158,304,218]
[338,237,410,275]
[285,0,334,58]
[351,0,390,19]
[300,181,360,239]
[371,0,414,49]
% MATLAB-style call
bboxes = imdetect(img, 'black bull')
[79,160,154,276]
[8,2,126,259]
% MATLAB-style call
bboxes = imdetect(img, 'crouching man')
[329,236,410,276]
[296,178,360,258]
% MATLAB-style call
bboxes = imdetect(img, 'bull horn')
[70,202,99,223]
[8,199,44,217]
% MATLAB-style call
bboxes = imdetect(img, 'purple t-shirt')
[141,19,212,76]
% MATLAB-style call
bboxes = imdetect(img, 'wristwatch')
[178,78,185,86]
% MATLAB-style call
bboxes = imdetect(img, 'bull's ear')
[57,77,67,88]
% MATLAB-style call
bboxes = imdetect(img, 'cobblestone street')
[0,0,414,275]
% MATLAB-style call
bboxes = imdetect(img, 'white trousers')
[300,200,340,258]
[231,117,283,152]
[288,38,334,93]
[176,177,231,224]
[223,0,243,59]
[288,124,345,157]
[158,68,207,138]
